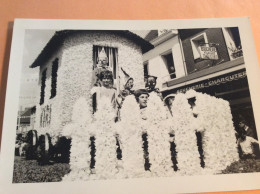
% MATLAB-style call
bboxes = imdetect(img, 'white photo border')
[1,18,260,194]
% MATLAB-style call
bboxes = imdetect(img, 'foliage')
[13,157,70,183]
[221,159,260,174]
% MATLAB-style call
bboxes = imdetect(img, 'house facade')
[143,28,256,136]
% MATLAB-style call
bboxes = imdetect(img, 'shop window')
[190,32,208,60]
[39,69,47,105]
[50,58,59,99]
[162,52,176,79]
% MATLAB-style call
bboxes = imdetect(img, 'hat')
[97,47,108,64]
[147,75,157,80]
[121,67,133,85]
[134,89,149,98]
[163,94,176,103]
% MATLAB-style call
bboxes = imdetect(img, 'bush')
[221,159,260,174]
[13,157,70,183]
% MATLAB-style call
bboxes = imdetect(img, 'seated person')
[237,132,259,159]
[238,119,257,140]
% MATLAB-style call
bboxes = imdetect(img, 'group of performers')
[91,47,167,121]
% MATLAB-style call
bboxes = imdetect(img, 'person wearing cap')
[145,75,163,100]
[120,67,134,98]
[163,94,175,115]
[116,68,134,114]
[134,89,149,109]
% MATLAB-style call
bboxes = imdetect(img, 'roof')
[19,108,35,124]
[30,30,154,68]
[144,30,158,42]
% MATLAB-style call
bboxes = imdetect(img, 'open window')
[223,27,243,60]
[161,52,176,79]
[93,46,118,80]
[190,32,208,61]
[92,46,118,113]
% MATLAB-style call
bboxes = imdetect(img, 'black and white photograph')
[1,18,260,193]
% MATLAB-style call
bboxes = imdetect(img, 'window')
[93,46,118,79]
[143,62,149,78]
[223,27,242,59]
[162,52,176,79]
[92,46,118,113]
[50,58,59,99]
[40,69,47,105]
[190,32,208,60]
[227,27,241,48]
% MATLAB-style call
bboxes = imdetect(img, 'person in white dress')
[237,132,259,159]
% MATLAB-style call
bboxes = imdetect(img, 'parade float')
[62,88,239,181]
[30,30,239,180]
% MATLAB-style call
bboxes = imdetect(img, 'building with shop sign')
[143,28,257,137]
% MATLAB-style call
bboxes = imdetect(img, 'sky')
[19,30,55,109]
[22,29,55,74]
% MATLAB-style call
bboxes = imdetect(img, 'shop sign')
[177,71,246,93]
[199,45,219,60]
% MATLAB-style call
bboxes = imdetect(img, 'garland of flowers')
[117,95,147,178]
[170,92,202,175]
[63,88,239,180]
[145,92,174,177]
[62,97,93,181]
[90,98,119,179]
[186,90,239,173]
